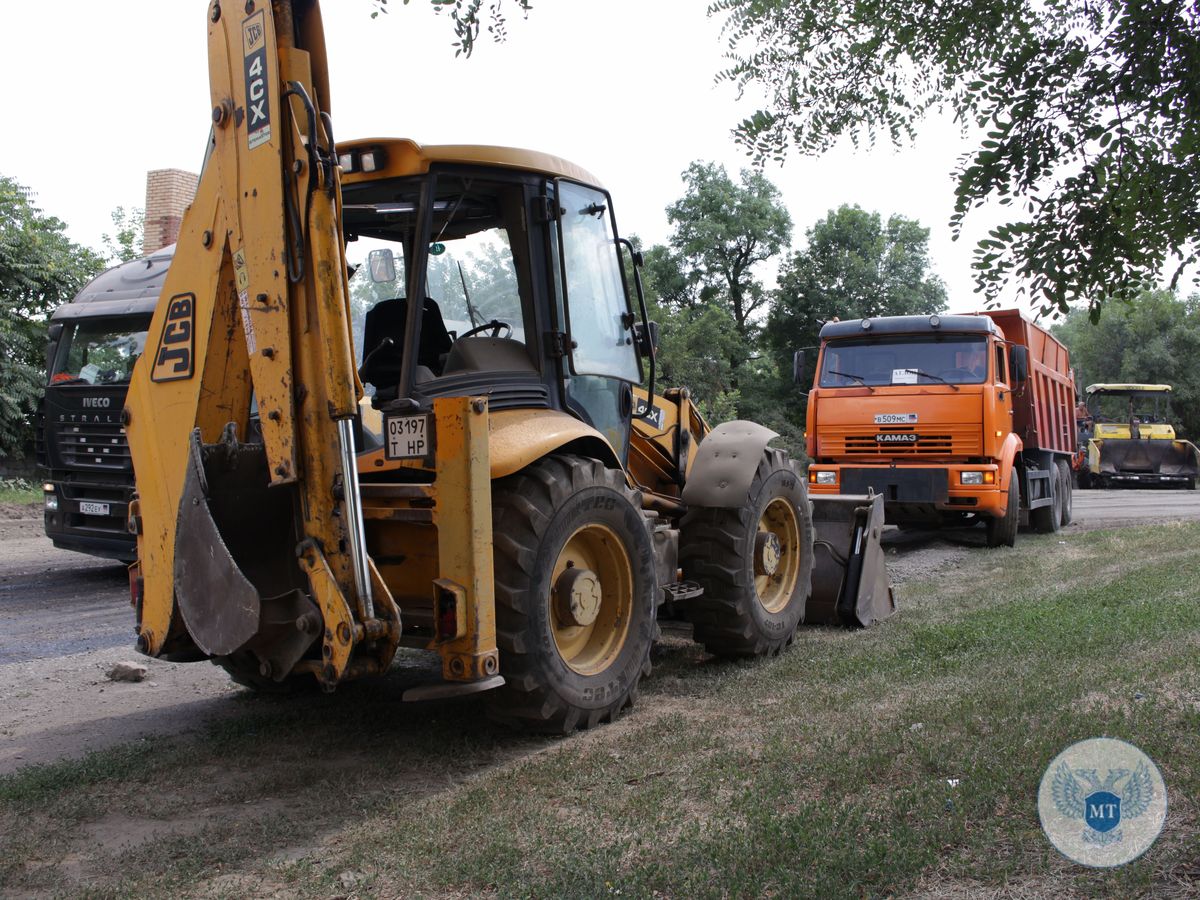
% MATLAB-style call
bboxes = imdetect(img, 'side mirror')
[1010,345,1029,384]
[633,321,659,357]
[367,248,397,284]
[793,350,806,386]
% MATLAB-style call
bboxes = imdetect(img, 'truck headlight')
[815,471,837,485]
[960,471,984,485]
[44,490,59,511]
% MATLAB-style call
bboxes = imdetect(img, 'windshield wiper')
[827,369,873,390]
[905,368,960,391]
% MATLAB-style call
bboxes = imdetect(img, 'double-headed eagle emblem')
[1052,760,1155,845]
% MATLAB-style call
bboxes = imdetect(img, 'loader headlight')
[960,471,984,485]
[814,470,838,485]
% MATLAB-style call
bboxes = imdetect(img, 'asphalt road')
[2,486,1200,773]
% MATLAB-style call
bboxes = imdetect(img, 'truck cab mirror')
[48,323,64,342]
[633,320,659,357]
[367,248,397,284]
[793,350,806,386]
[1010,345,1029,384]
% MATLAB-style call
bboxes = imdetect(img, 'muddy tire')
[1031,467,1062,533]
[212,652,311,694]
[985,476,1019,548]
[1056,460,1073,526]
[679,449,814,658]
[488,454,656,733]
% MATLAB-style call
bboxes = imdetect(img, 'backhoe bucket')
[173,428,320,678]
[806,493,896,627]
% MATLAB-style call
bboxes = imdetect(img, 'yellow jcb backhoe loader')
[123,0,894,732]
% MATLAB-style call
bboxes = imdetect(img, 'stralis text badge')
[874,413,918,424]
[385,414,431,460]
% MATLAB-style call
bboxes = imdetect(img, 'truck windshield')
[50,317,152,386]
[819,334,988,388]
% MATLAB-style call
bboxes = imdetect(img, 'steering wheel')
[457,319,512,340]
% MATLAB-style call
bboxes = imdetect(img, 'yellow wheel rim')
[754,498,801,613]
[550,523,633,676]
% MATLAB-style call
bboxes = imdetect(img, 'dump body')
[1080,384,1199,488]
[807,309,1076,541]
[37,248,173,561]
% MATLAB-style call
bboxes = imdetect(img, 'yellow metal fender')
[488,408,621,480]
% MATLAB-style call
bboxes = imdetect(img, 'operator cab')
[340,144,649,464]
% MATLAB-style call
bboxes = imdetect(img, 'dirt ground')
[3,488,1200,775]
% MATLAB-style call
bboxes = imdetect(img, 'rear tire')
[679,449,814,658]
[488,455,656,733]
[1031,466,1062,533]
[212,652,312,694]
[985,476,1019,548]
[1056,460,1073,526]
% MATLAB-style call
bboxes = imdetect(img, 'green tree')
[665,161,792,343]
[767,204,947,375]
[0,176,104,457]
[101,206,144,264]
[1053,290,1200,438]
[711,0,1200,316]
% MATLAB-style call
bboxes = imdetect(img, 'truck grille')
[823,425,981,457]
[56,421,132,471]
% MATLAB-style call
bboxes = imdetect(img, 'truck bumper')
[808,463,1006,516]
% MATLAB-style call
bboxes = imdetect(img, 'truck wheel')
[679,449,814,658]
[1056,460,1073,526]
[1031,467,1062,533]
[488,455,656,733]
[985,476,1019,548]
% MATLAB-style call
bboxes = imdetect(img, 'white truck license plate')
[874,413,918,424]
[79,501,110,516]
[385,414,430,460]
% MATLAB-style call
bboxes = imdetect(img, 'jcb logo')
[150,293,195,383]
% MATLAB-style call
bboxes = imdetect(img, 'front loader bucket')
[1097,438,1200,478]
[806,493,896,627]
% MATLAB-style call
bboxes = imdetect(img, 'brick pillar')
[143,169,198,254]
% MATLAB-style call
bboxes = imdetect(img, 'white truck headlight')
[44,491,59,511]
[960,471,984,485]
[815,471,837,485]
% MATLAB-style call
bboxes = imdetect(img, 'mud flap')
[806,493,896,627]
[174,428,319,677]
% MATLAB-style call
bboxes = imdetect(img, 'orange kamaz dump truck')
[805,310,1077,546]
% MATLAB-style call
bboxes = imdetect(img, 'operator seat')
[360,297,453,397]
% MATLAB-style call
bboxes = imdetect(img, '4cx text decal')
[243,11,271,150]
[151,293,196,383]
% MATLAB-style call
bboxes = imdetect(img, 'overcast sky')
[1,0,1024,314]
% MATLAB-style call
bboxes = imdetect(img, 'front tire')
[489,455,656,733]
[985,475,1019,548]
[679,449,814,658]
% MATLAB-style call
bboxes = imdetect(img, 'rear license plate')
[384,414,431,460]
[79,501,110,516]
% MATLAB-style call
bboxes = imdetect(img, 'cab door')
[550,180,642,462]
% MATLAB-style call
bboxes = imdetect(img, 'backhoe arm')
[125,0,398,687]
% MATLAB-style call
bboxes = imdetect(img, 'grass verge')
[0,476,40,506]
[1,523,1197,898]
